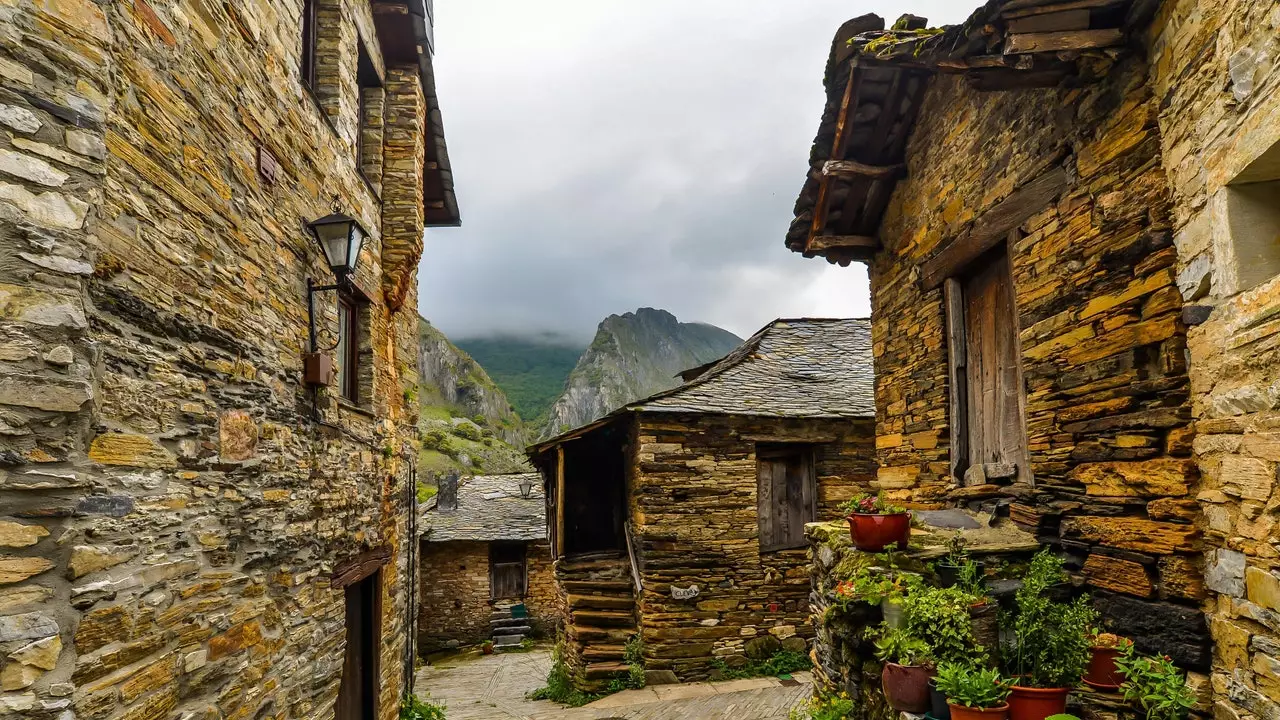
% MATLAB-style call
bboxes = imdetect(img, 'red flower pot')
[846,512,911,552]
[1083,646,1124,690]
[882,663,934,713]
[1007,686,1069,720]
[948,703,1010,720]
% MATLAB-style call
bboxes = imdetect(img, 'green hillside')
[454,336,585,424]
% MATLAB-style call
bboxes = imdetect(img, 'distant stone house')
[529,318,877,687]
[780,2,1280,715]
[0,1,455,719]
[418,473,562,652]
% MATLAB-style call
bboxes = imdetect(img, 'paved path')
[414,647,812,720]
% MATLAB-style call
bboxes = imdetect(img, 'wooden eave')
[786,0,1157,266]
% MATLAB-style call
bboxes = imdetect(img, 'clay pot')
[929,677,951,720]
[1007,685,1069,720]
[947,703,1010,720]
[846,512,911,552]
[882,662,935,713]
[882,597,906,629]
[1083,646,1124,690]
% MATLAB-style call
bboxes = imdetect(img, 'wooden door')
[757,445,816,552]
[954,245,1029,485]
[337,571,381,720]
[489,543,527,599]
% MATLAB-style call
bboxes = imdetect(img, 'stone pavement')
[414,647,813,719]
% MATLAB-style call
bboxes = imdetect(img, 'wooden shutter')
[489,543,527,599]
[757,446,816,552]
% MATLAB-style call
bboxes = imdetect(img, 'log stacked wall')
[0,0,431,718]
[1148,2,1280,716]
[869,57,1209,668]
[630,413,876,680]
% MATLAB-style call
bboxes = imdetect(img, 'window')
[489,543,527,599]
[300,0,317,89]
[356,43,384,188]
[944,241,1030,486]
[335,293,369,406]
[1222,140,1280,294]
[757,444,816,552]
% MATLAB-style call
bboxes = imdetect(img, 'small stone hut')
[418,473,562,652]
[528,318,877,688]
[781,2,1280,718]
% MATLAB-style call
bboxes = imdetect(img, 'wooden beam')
[919,166,1070,290]
[822,160,905,179]
[1004,28,1124,54]
[944,278,968,484]
[1002,0,1123,18]
[1006,9,1090,33]
[555,445,565,557]
[332,545,391,588]
[808,235,880,252]
[806,66,863,251]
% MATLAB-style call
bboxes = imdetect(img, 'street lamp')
[518,476,534,499]
[303,208,368,389]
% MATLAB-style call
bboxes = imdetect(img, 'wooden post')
[944,278,969,484]
[555,445,566,557]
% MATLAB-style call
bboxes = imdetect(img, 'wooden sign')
[670,585,700,601]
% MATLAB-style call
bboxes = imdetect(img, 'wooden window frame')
[756,444,817,553]
[337,293,362,405]
[300,0,318,90]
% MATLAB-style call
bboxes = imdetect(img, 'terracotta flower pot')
[846,512,911,552]
[1007,686,1069,720]
[947,703,1010,720]
[1083,646,1124,690]
[882,662,934,713]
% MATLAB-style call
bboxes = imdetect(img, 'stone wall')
[417,540,560,651]
[868,56,1208,665]
[0,0,433,719]
[1149,1,1280,717]
[630,413,876,679]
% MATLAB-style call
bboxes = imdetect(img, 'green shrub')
[934,662,1012,708]
[790,691,857,720]
[528,641,599,707]
[1006,549,1098,688]
[1115,642,1197,720]
[874,626,932,666]
[903,585,982,667]
[451,422,483,442]
[416,482,437,504]
[712,649,810,680]
[399,693,446,720]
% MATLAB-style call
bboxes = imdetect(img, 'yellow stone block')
[88,433,176,468]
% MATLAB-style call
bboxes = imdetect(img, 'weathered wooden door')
[489,543,527,599]
[949,244,1029,485]
[757,445,816,552]
[337,571,380,720]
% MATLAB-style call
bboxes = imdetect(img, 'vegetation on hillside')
[453,336,584,424]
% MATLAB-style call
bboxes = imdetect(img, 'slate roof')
[421,473,545,543]
[632,318,875,418]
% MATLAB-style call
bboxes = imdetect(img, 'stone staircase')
[556,552,638,690]
[490,603,533,651]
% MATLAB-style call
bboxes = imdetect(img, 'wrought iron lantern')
[518,476,534,499]
[306,211,367,283]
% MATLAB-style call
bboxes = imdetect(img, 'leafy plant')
[832,553,923,608]
[528,640,600,707]
[904,584,983,667]
[839,492,908,515]
[956,559,988,601]
[934,662,1013,709]
[1006,549,1098,688]
[790,691,857,720]
[616,635,646,690]
[944,533,969,564]
[711,649,811,680]
[1090,631,1129,650]
[1114,642,1196,720]
[400,693,446,720]
[874,626,932,667]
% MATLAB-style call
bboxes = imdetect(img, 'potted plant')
[840,493,911,552]
[1083,631,1131,690]
[934,662,1013,720]
[875,626,935,713]
[905,585,986,720]
[480,640,495,655]
[1114,643,1197,720]
[937,533,988,589]
[1006,550,1098,720]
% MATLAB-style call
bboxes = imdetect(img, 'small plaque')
[670,585,700,601]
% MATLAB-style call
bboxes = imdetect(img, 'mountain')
[454,335,585,425]
[541,308,743,437]
[416,318,531,477]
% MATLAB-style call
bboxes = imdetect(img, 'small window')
[300,0,318,89]
[757,444,816,552]
[356,44,383,188]
[1224,140,1280,294]
[335,293,368,406]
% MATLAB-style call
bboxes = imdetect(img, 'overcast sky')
[419,1,968,342]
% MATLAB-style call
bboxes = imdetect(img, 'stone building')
[528,318,877,688]
[782,2,1280,718]
[417,473,562,652]
[0,0,455,718]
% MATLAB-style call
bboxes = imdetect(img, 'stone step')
[571,610,635,627]
[567,593,635,611]
[489,611,513,621]
[493,633,525,647]
[490,617,527,628]
[492,624,532,637]
[561,579,635,594]
[568,624,635,643]
[581,644,627,661]
[584,662,631,680]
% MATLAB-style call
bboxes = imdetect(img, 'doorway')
[490,543,528,599]
[337,571,381,720]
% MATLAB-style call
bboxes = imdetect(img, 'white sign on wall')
[670,584,700,601]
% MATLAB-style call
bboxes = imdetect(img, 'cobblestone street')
[414,648,812,720]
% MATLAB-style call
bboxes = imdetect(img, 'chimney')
[438,471,459,512]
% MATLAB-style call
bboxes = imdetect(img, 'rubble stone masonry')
[0,0,434,719]
[631,414,876,679]
[1150,1,1280,718]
